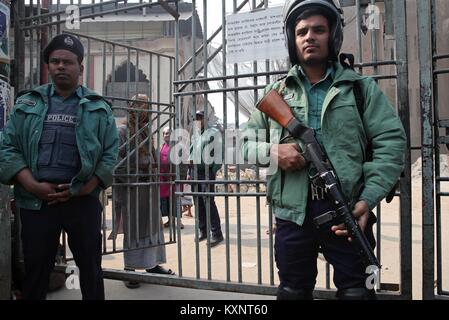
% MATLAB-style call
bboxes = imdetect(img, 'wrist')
[26,179,40,194]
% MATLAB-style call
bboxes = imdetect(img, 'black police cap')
[43,34,84,64]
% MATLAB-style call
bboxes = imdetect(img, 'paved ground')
[47,279,275,300]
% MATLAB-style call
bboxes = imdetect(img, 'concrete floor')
[46,278,275,300]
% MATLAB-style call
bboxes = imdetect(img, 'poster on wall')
[0,79,9,130]
[0,2,9,63]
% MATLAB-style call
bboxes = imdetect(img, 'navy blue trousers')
[20,195,104,300]
[274,196,371,291]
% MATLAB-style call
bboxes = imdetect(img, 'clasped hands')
[31,176,99,205]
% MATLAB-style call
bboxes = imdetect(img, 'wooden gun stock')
[256,90,295,129]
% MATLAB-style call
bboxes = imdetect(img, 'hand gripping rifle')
[257,89,380,269]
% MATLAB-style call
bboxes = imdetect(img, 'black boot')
[276,286,314,300]
[336,288,377,300]
[209,232,224,248]
[198,231,207,242]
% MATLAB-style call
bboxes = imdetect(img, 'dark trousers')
[274,196,370,291]
[160,197,170,217]
[20,195,105,300]
[193,170,222,236]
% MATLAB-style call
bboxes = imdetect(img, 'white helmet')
[282,0,345,65]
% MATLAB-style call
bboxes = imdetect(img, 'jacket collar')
[284,61,365,88]
[17,84,109,106]
[49,84,84,100]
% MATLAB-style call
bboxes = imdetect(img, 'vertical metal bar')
[355,0,363,73]
[417,0,435,300]
[394,0,413,299]
[112,181,117,252]
[36,0,41,86]
[232,0,242,284]
[222,0,231,283]
[127,48,131,101]
[126,99,131,250]
[370,2,382,283]
[134,109,140,247]
[102,42,107,95]
[191,0,201,280]
[174,0,183,277]
[0,186,11,299]
[30,0,34,89]
[135,51,139,97]
[150,54,154,102]
[14,0,26,93]
[57,0,61,34]
[431,0,443,296]
[101,191,107,253]
[202,0,213,281]
[156,54,162,245]
[252,0,262,285]
[86,38,91,87]
[268,204,274,285]
[375,205,381,286]
[112,44,116,96]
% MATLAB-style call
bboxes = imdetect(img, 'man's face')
[48,49,83,91]
[295,15,330,66]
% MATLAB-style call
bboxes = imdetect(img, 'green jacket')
[0,84,119,210]
[242,62,406,226]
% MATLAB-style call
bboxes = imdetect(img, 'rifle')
[257,89,380,269]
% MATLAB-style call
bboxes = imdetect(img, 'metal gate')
[6,0,449,300]
[418,0,449,300]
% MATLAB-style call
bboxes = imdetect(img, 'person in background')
[188,110,224,248]
[113,94,175,289]
[160,126,184,229]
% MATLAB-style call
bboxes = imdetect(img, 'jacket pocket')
[37,130,56,166]
[58,131,80,168]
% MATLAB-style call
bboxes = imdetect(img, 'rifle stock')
[257,89,380,269]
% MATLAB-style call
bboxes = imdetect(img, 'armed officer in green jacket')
[0,34,119,299]
[242,0,406,300]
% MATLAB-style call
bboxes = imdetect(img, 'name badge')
[17,98,36,107]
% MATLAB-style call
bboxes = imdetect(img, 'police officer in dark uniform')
[0,34,119,299]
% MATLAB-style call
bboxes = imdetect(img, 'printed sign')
[226,6,287,64]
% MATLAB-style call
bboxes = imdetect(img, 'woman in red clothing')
[160,127,186,228]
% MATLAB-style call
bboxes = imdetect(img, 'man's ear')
[80,64,84,74]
